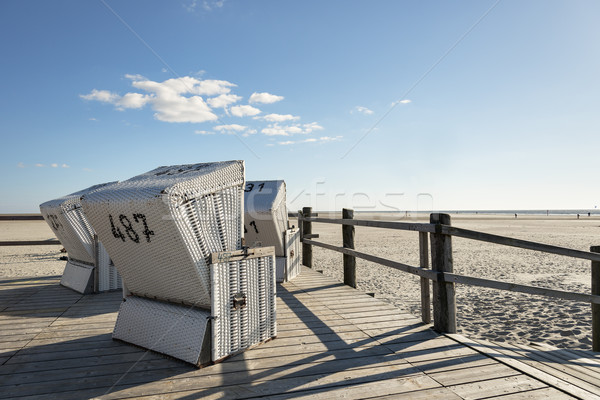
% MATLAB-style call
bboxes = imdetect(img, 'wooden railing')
[297,207,600,350]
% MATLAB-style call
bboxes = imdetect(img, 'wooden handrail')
[0,240,60,246]
[442,225,600,262]
[300,209,600,344]
[300,214,600,262]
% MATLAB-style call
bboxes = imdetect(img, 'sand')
[0,220,65,278]
[2,214,599,350]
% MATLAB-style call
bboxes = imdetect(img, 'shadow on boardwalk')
[0,269,596,399]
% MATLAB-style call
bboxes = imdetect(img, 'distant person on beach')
[577,214,580,219]
[514,213,517,218]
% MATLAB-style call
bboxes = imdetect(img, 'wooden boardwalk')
[0,267,599,399]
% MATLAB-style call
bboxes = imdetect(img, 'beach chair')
[244,180,301,282]
[81,161,276,366]
[39,183,122,294]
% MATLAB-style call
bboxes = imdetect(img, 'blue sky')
[1,0,599,213]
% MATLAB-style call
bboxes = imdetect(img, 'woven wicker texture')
[244,180,287,256]
[81,161,244,308]
[113,296,210,365]
[40,182,122,292]
[211,254,276,361]
[40,182,116,264]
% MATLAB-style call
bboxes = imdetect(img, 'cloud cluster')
[353,106,374,115]
[276,136,342,146]
[81,76,243,123]
[18,162,70,168]
[262,122,323,136]
[81,74,334,146]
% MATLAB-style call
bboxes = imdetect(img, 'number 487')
[109,213,154,243]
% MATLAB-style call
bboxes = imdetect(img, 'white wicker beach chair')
[39,183,122,294]
[81,161,277,366]
[244,180,300,282]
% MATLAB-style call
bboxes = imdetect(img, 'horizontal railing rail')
[0,240,61,246]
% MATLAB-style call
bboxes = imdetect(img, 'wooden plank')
[0,214,44,220]
[303,239,439,281]
[427,362,520,386]
[258,375,448,400]
[442,225,600,262]
[302,206,313,268]
[342,208,356,288]
[593,246,600,350]
[447,374,549,399]
[419,231,431,324]
[97,358,423,400]
[305,217,436,233]
[373,387,462,399]
[443,272,600,304]
[0,350,167,376]
[487,387,576,399]
[505,341,600,387]
[446,333,600,400]
[0,240,61,246]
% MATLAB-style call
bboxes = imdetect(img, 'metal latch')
[232,292,247,310]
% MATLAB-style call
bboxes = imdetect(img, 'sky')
[1,0,599,213]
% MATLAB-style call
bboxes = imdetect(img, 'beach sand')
[2,214,599,350]
[0,220,65,278]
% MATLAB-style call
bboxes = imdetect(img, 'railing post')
[430,213,456,333]
[419,231,431,324]
[592,246,600,351]
[343,208,356,288]
[302,207,313,268]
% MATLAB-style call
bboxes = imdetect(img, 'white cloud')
[35,163,45,167]
[214,124,247,134]
[230,105,261,117]
[277,135,342,145]
[62,164,70,168]
[242,129,257,137]
[319,135,342,142]
[303,122,324,133]
[50,163,58,168]
[153,95,217,123]
[80,89,120,103]
[117,92,152,109]
[125,73,146,81]
[185,0,224,12]
[88,76,223,123]
[207,93,241,109]
[195,130,214,135]
[353,106,374,115]
[261,113,300,122]
[261,122,323,136]
[89,117,98,121]
[81,75,312,128]
[262,124,295,136]
[17,162,25,168]
[392,99,411,106]
[249,92,284,104]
